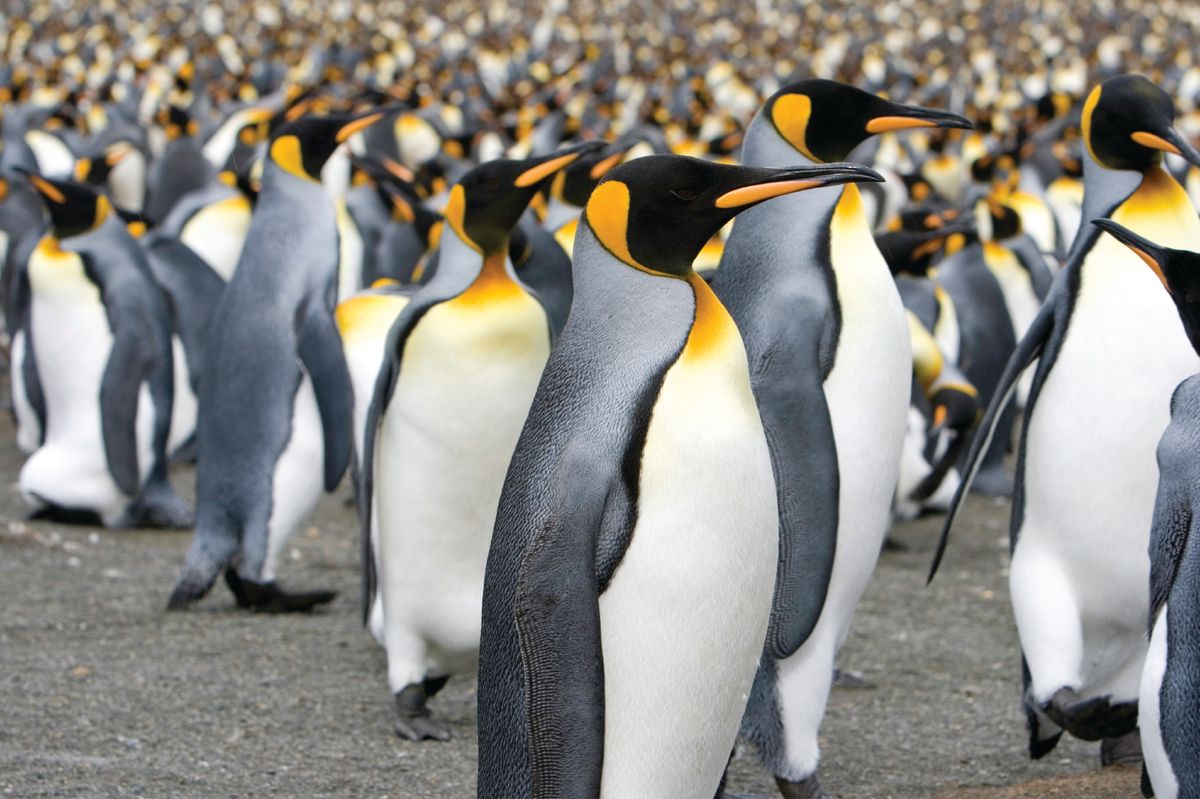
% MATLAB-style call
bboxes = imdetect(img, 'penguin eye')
[671,188,698,201]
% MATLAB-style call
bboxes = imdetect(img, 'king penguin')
[16,170,191,528]
[933,75,1200,764]
[476,155,883,799]
[709,79,972,799]
[1091,219,1200,799]
[359,142,599,740]
[168,109,383,612]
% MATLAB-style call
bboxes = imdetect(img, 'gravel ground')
[0,410,1141,799]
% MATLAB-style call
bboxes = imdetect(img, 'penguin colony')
[4,0,1200,796]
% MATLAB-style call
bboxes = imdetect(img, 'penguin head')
[930,384,979,436]
[1093,218,1200,353]
[73,142,134,185]
[267,109,387,183]
[1081,75,1200,172]
[584,155,884,278]
[158,105,198,140]
[765,80,973,163]
[987,200,1022,241]
[444,142,604,255]
[19,169,111,239]
[555,140,637,208]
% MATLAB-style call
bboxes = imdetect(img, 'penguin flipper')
[929,296,1058,581]
[99,299,155,497]
[296,298,354,492]
[755,342,839,661]
[512,453,607,799]
[142,235,226,389]
[1148,458,1192,631]
[20,321,47,444]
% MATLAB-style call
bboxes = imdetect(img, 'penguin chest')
[336,292,411,467]
[1024,171,1200,602]
[597,278,777,796]
[375,278,549,653]
[983,241,1038,338]
[181,194,251,281]
[28,243,115,437]
[825,187,911,540]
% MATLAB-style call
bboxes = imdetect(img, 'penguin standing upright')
[16,171,191,528]
[1091,219,1200,799]
[477,155,883,799]
[933,75,1200,765]
[710,80,972,798]
[360,144,597,740]
[168,110,382,612]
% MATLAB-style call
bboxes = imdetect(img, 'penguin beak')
[714,162,884,209]
[514,141,607,188]
[866,104,975,134]
[336,111,386,143]
[1092,218,1170,291]
[16,167,66,204]
[1130,126,1200,168]
[73,157,92,181]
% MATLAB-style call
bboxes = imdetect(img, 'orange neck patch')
[680,272,739,362]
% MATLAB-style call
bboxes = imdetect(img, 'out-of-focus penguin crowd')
[5,0,1200,796]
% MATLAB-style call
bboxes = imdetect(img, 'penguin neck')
[572,220,694,325]
[435,224,521,297]
[740,118,850,224]
[1079,147,1144,234]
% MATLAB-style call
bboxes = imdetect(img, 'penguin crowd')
[5,0,1200,796]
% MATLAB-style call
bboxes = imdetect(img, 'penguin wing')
[753,311,841,661]
[295,297,354,492]
[99,276,158,496]
[511,448,608,799]
[1009,234,1055,300]
[142,236,226,390]
[19,318,47,444]
[928,291,1060,581]
[1148,378,1200,628]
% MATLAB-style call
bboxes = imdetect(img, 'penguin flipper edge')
[755,348,839,661]
[929,300,1057,582]
[297,299,354,492]
[513,457,608,799]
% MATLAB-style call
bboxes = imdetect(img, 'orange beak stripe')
[29,175,65,204]
[1127,244,1170,291]
[589,151,625,180]
[337,112,385,143]
[515,151,581,188]
[866,116,939,134]
[1131,131,1182,156]
[714,179,821,209]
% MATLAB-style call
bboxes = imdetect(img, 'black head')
[555,141,635,208]
[444,143,603,255]
[268,109,387,183]
[74,142,135,185]
[930,384,979,435]
[158,105,197,140]
[19,169,111,239]
[765,79,973,164]
[584,155,884,278]
[988,200,1022,241]
[1082,75,1200,172]
[1093,218,1200,354]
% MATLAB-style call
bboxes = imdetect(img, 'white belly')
[1020,231,1198,691]
[1141,611,1177,799]
[167,336,197,454]
[375,293,550,673]
[598,332,777,799]
[262,372,325,581]
[822,197,912,636]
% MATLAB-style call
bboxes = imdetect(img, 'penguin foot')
[775,773,830,799]
[1042,688,1138,741]
[393,683,452,742]
[166,579,211,611]
[1100,729,1143,768]
[223,570,337,613]
[832,668,874,690]
[968,466,1013,497]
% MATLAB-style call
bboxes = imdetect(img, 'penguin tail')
[167,522,238,610]
[928,300,1057,582]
